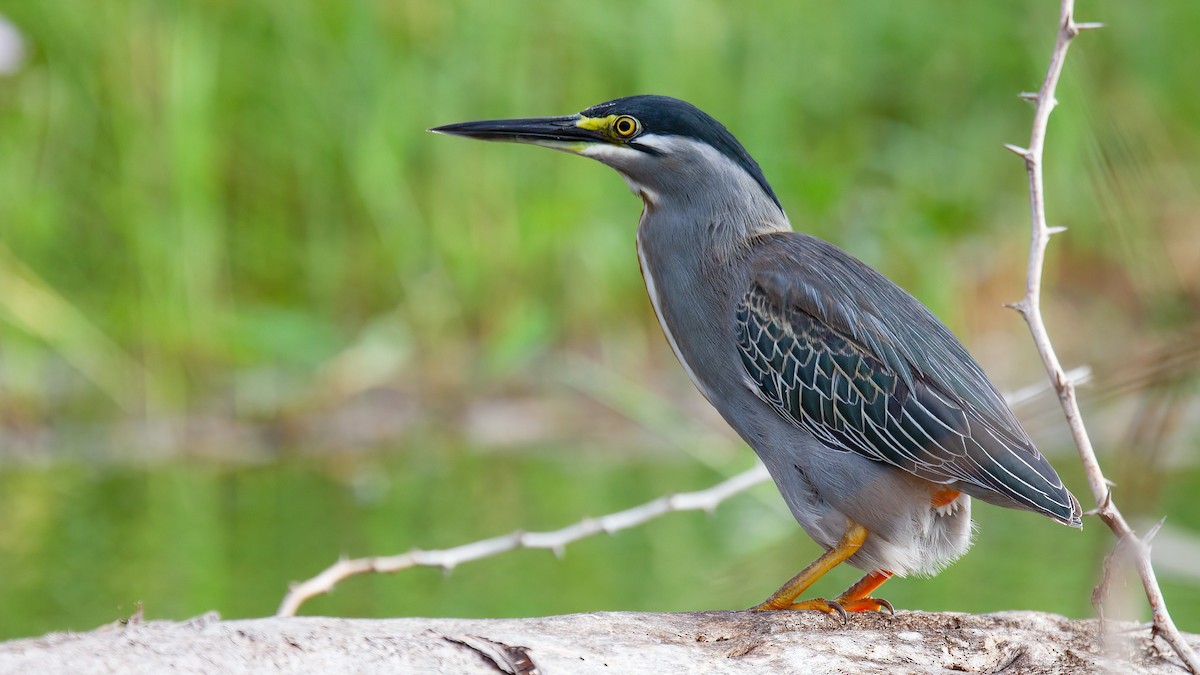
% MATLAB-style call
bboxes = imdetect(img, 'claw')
[828,600,849,624]
[838,596,894,615]
[776,597,849,623]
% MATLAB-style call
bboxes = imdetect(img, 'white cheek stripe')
[578,143,638,161]
[637,234,714,403]
[578,143,661,202]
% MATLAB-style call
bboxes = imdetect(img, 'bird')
[432,95,1082,617]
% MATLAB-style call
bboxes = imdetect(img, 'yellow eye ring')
[613,115,640,139]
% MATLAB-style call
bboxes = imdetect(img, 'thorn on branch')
[1055,370,1071,389]
[1004,300,1029,316]
[1046,226,1068,235]
[1003,143,1031,159]
[1075,22,1105,31]
[1018,92,1039,102]
[1144,517,1167,544]
[1084,487,1114,517]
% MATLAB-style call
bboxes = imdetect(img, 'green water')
[3,450,1197,640]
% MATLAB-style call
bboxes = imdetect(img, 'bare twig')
[276,463,771,616]
[1007,2,1199,671]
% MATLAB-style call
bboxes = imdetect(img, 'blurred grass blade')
[0,244,140,410]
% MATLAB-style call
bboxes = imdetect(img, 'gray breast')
[634,220,974,576]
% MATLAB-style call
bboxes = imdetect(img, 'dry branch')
[277,464,771,616]
[1006,1,1199,671]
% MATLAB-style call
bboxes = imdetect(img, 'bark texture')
[2,610,1195,674]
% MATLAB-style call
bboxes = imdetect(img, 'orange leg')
[835,569,895,614]
[752,520,869,618]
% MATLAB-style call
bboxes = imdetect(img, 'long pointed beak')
[429,115,606,152]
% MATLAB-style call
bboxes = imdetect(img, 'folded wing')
[736,233,1081,527]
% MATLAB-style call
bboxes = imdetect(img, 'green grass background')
[0,0,1198,641]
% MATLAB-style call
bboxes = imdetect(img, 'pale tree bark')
[2,611,1196,674]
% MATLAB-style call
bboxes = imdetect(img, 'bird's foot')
[785,598,851,622]
[751,595,893,622]
[752,597,848,622]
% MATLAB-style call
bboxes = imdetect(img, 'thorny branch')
[1006,1,1198,671]
[277,370,1090,617]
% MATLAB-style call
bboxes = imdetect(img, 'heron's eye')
[613,115,640,139]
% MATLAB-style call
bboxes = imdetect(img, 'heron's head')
[432,95,782,215]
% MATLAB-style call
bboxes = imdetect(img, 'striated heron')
[432,95,1081,617]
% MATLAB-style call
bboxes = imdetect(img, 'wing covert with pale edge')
[735,233,1082,526]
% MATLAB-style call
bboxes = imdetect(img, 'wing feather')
[736,233,1082,526]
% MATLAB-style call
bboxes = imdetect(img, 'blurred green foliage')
[1,0,1197,414]
[0,0,1198,643]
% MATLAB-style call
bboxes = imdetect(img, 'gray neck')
[627,136,791,263]
[630,138,789,409]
